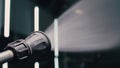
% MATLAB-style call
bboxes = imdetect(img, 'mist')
[45,0,120,52]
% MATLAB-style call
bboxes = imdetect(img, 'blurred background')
[0,0,120,68]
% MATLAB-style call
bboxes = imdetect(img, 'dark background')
[0,0,120,68]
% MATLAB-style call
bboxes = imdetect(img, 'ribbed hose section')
[0,50,14,63]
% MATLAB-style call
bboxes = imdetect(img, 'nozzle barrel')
[0,31,51,64]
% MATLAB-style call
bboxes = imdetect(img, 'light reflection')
[34,62,39,68]
[34,6,39,31]
[54,19,59,68]
[4,0,11,37]
[2,63,8,68]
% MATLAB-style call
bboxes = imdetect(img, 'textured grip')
[0,31,51,63]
